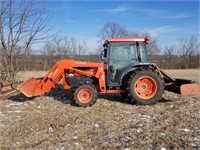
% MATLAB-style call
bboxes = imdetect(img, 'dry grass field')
[0,69,200,149]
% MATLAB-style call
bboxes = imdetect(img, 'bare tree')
[133,33,160,59]
[0,0,50,85]
[43,36,88,67]
[129,31,140,38]
[130,32,161,59]
[77,40,87,58]
[178,35,199,68]
[187,36,199,68]
[98,23,160,59]
[69,37,78,56]
[98,22,129,42]
[125,31,161,59]
[164,45,175,69]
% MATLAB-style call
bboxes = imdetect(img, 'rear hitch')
[165,79,200,96]
[161,70,200,97]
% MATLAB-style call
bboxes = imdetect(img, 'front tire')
[126,69,164,105]
[73,84,97,107]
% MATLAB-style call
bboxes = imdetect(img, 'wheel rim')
[134,76,157,100]
[77,88,92,103]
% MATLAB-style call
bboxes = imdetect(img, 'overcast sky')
[37,0,199,53]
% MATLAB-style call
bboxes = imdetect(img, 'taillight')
[145,37,150,44]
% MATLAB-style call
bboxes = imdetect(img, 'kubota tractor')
[18,38,200,106]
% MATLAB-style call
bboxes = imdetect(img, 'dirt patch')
[0,70,200,149]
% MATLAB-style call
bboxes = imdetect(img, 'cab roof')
[107,37,149,43]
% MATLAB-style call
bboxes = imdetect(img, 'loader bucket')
[165,79,200,96]
[17,78,43,97]
[161,70,200,97]
[180,82,200,96]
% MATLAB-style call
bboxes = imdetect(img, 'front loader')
[18,38,200,107]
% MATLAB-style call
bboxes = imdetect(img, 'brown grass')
[0,69,200,149]
[164,69,200,82]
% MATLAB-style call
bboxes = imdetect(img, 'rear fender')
[120,63,157,86]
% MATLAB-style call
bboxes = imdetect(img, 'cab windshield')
[109,42,137,63]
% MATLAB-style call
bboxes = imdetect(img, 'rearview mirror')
[100,51,105,61]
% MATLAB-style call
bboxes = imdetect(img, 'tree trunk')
[10,53,15,88]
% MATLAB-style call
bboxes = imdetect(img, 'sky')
[39,0,199,53]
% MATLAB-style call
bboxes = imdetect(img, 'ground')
[0,69,200,149]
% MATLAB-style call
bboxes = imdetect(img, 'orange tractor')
[18,38,200,106]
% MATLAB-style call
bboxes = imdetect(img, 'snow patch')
[0,124,4,129]
[182,128,190,132]
[0,112,5,117]
[6,102,24,107]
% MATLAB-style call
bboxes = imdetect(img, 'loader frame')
[18,59,124,97]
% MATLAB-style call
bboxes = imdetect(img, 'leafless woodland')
[0,1,199,86]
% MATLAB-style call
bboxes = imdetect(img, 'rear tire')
[73,84,97,107]
[126,69,164,105]
[120,92,128,99]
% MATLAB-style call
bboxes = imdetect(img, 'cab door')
[107,42,137,86]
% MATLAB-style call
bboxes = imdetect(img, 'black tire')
[125,69,164,105]
[73,84,97,107]
[120,92,128,99]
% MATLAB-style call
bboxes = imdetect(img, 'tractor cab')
[101,38,149,86]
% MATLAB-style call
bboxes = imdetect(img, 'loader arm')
[18,59,105,97]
